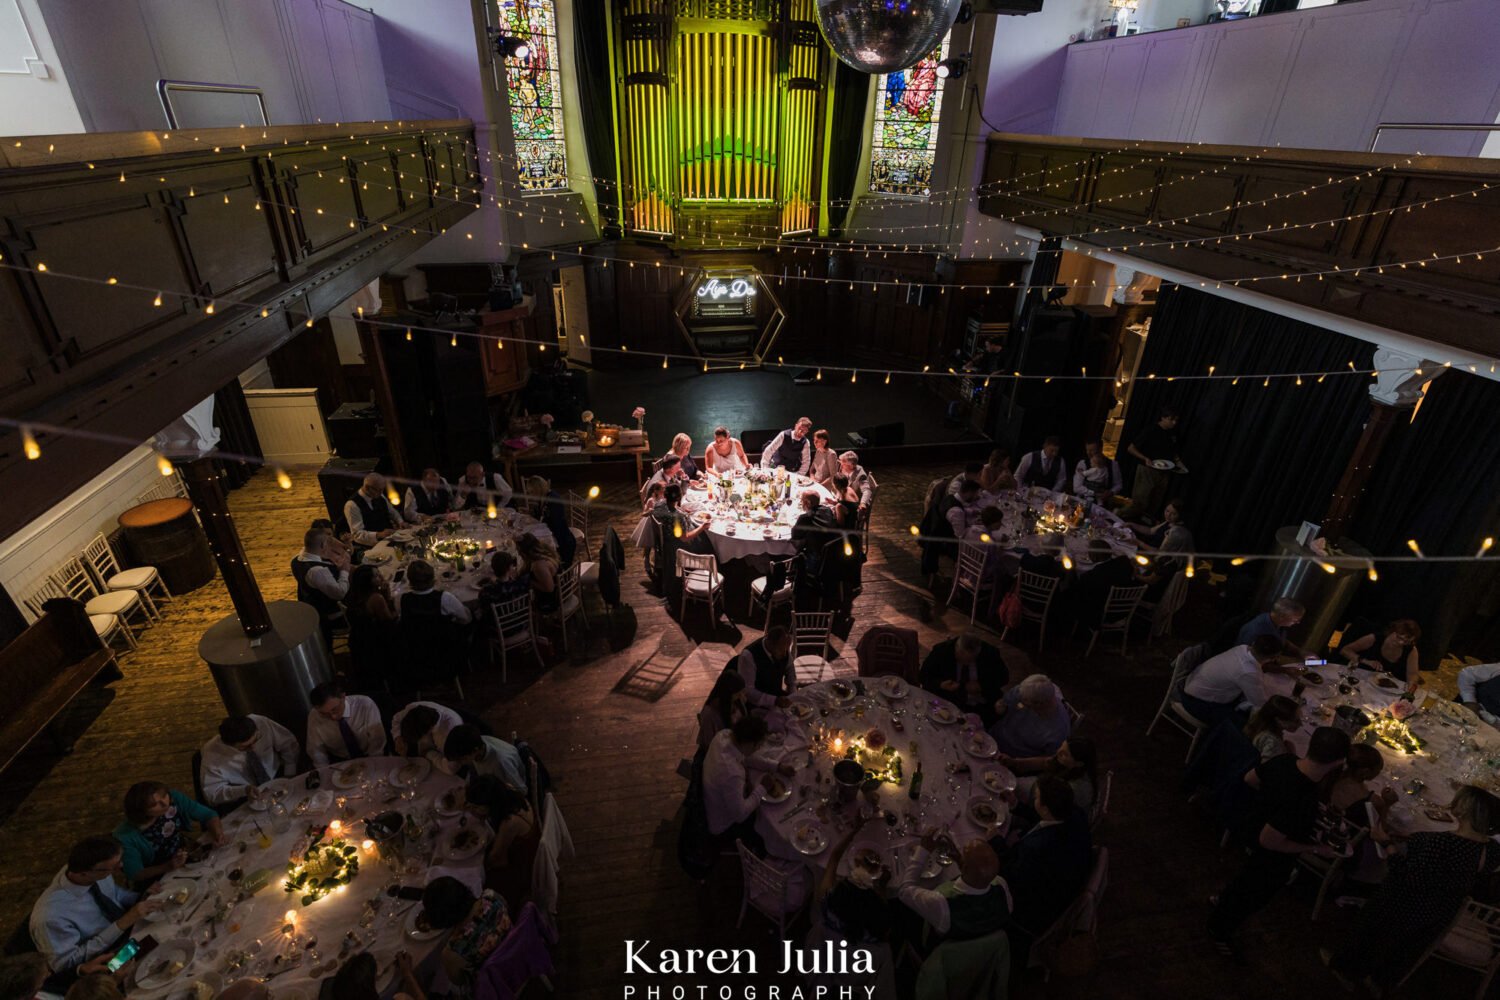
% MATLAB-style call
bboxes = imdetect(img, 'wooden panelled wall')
[980,133,1500,359]
[518,243,1021,367]
[0,120,479,540]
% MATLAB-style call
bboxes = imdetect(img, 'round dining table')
[632,472,837,563]
[128,756,485,1000]
[1267,666,1500,835]
[362,509,556,605]
[970,486,1138,571]
[752,679,1017,885]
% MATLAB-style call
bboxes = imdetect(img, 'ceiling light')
[936,57,968,80]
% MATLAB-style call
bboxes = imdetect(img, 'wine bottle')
[908,761,924,800]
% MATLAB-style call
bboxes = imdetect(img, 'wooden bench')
[0,600,120,774]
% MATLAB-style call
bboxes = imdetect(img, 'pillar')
[179,457,272,638]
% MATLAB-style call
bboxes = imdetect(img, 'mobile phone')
[106,935,156,973]
[1304,657,1327,667]
[393,569,406,583]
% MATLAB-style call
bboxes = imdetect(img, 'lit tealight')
[486,500,498,520]
[361,839,375,852]
[328,819,342,835]
[284,909,297,924]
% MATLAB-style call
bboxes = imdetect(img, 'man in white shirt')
[759,417,813,475]
[1181,635,1285,729]
[897,833,1011,940]
[304,681,386,767]
[947,462,986,497]
[736,627,797,713]
[291,529,350,650]
[702,716,776,838]
[391,701,465,758]
[344,473,415,548]
[397,560,473,625]
[944,480,985,539]
[441,724,528,791]
[1072,440,1123,499]
[452,461,514,512]
[199,715,300,807]
[1457,662,1500,725]
[1015,437,1068,492]
[403,468,455,523]
[30,837,163,978]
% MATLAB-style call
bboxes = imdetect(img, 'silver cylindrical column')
[1255,527,1372,653]
[199,600,331,737]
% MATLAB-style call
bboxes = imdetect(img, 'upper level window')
[867,35,949,198]
[497,0,568,192]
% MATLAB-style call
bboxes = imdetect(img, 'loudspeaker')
[856,422,906,447]
[319,456,381,527]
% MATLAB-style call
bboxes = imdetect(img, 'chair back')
[489,594,534,642]
[764,555,795,595]
[1438,898,1500,970]
[954,541,992,592]
[923,477,949,519]
[136,474,186,506]
[555,562,583,611]
[736,839,802,919]
[530,792,574,930]
[50,558,100,603]
[915,929,1009,1000]
[522,475,550,516]
[21,578,67,619]
[566,489,590,540]
[1064,699,1084,728]
[676,549,718,582]
[792,611,833,659]
[1090,771,1112,833]
[1169,642,1209,694]
[398,598,461,682]
[1016,570,1059,619]
[857,625,918,681]
[1073,846,1110,933]
[474,901,556,1000]
[82,534,125,584]
[1101,584,1147,625]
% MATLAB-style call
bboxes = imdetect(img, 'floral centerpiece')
[828,728,904,785]
[632,406,646,431]
[746,468,773,485]
[1364,712,1426,755]
[285,835,359,905]
[431,536,481,568]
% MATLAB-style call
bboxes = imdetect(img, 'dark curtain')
[575,0,621,238]
[214,380,263,491]
[1349,372,1500,667]
[1118,284,1374,553]
[824,63,871,234]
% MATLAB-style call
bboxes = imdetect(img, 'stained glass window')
[868,35,949,197]
[497,0,567,192]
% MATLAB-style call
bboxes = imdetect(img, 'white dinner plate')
[362,551,391,565]
[442,826,486,861]
[1151,459,1176,471]
[967,796,1007,831]
[393,757,432,786]
[877,676,909,700]
[762,774,793,803]
[928,704,960,725]
[434,788,465,817]
[331,761,368,789]
[166,972,221,1000]
[145,878,203,921]
[785,700,816,722]
[791,823,828,856]
[982,766,1018,795]
[825,680,856,703]
[404,904,447,942]
[135,939,196,991]
[963,731,999,759]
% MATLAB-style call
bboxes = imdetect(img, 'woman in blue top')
[113,781,225,887]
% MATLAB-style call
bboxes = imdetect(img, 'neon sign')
[696,277,757,301]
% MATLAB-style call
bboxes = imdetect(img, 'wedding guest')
[344,473,415,548]
[305,681,386,767]
[1133,499,1193,600]
[701,716,776,839]
[703,426,750,476]
[735,626,797,712]
[944,480,985,539]
[963,505,1006,545]
[478,551,530,606]
[989,674,1071,758]
[1236,598,1309,660]
[1207,727,1350,955]
[537,487,577,568]
[641,482,665,513]
[442,725,527,792]
[805,817,896,998]
[979,449,1016,494]
[1000,776,1093,936]
[392,702,464,758]
[1242,696,1301,761]
[1457,660,1500,724]
[309,519,353,563]
[919,633,1009,727]
[667,433,700,481]
[291,528,350,651]
[1066,540,1137,628]
[792,490,838,595]
[837,452,876,512]
[515,534,562,615]
[0,955,47,1000]
[198,715,298,807]
[113,782,224,887]
[1323,785,1500,994]
[453,461,513,511]
[419,877,512,993]
[1072,442,1123,500]
[1180,635,1286,729]
[464,775,539,907]
[897,834,1011,941]
[697,670,749,751]
[1015,437,1067,492]
[404,468,454,522]
[948,462,986,497]
[1009,737,1099,812]
[401,559,473,625]
[640,454,688,503]
[345,565,399,688]
[64,973,122,1000]
[1327,744,1396,835]
[1339,619,1422,694]
[760,417,813,475]
[808,430,839,488]
[329,951,426,1000]
[1126,407,1185,518]
[29,837,162,979]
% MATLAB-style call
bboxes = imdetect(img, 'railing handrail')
[156,79,270,129]
[1369,121,1500,152]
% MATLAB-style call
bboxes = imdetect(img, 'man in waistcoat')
[291,528,350,649]
[1014,436,1067,492]
[734,625,797,713]
[759,417,813,475]
[404,468,454,522]
[344,473,415,548]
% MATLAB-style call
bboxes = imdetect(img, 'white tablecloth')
[131,758,483,1000]
[1267,668,1500,835]
[754,680,1015,884]
[364,510,555,605]
[632,473,836,563]
[973,486,1137,571]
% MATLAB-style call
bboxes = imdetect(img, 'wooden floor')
[0,465,1480,999]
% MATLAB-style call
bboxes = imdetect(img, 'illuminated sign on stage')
[692,275,758,319]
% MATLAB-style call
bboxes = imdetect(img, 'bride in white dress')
[703,425,750,475]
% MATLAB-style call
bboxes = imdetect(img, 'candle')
[833,738,843,753]
[285,909,297,924]
[328,820,342,835]
[361,839,375,852]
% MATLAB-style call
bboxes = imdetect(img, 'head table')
[752,679,1017,887]
[129,757,482,1000]
[363,508,556,605]
[1267,666,1500,836]
[972,486,1138,571]
[631,471,837,563]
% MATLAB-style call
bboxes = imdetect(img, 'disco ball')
[815,0,964,76]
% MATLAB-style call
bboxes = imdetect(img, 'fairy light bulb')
[1135,554,1150,566]
[1406,539,1424,558]
[1230,557,1246,566]
[21,427,40,460]
[1184,561,1195,579]
[843,540,853,557]
[908,525,920,537]
[206,302,216,315]
[588,486,600,500]
[1367,565,1379,582]
[386,485,401,506]
[450,333,458,347]
[1061,553,1074,571]
[276,468,293,490]
[1479,537,1495,557]
[1319,561,1337,574]
[153,292,163,307]
[673,520,683,539]
[662,356,669,369]
[979,533,991,544]
[156,453,174,476]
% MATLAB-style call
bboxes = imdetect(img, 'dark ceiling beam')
[0,119,480,540]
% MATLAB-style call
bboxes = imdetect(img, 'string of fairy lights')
[2,413,1492,579]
